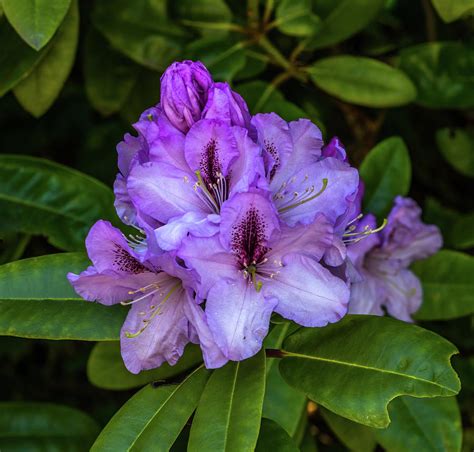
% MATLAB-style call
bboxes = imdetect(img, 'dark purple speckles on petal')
[112,244,147,274]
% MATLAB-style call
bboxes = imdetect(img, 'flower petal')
[348,271,385,316]
[383,269,422,322]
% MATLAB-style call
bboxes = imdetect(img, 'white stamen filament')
[277,178,328,213]
[343,218,388,244]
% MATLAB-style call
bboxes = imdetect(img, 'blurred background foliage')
[0,0,473,450]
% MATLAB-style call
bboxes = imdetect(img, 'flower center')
[112,244,147,274]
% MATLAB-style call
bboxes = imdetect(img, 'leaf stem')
[265,348,289,358]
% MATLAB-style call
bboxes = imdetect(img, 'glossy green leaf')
[87,341,203,390]
[309,0,385,49]
[84,29,139,116]
[360,137,411,218]
[0,154,117,251]
[255,419,299,452]
[263,323,307,437]
[431,0,474,22]
[279,315,460,428]
[374,396,462,452]
[399,42,474,109]
[436,127,474,178]
[0,18,47,96]
[91,367,209,451]
[188,350,266,451]
[275,0,321,37]
[0,253,127,340]
[308,56,417,107]
[320,408,376,452]
[13,0,78,117]
[0,402,100,451]
[92,0,188,71]
[413,250,474,321]
[1,0,71,50]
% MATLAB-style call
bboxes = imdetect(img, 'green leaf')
[92,0,188,71]
[91,366,209,451]
[0,402,100,451]
[399,42,474,109]
[87,341,203,390]
[309,0,385,49]
[436,127,474,178]
[255,419,299,452]
[188,350,266,451]
[431,0,474,22]
[279,315,460,428]
[413,250,474,321]
[275,0,321,37]
[374,396,462,452]
[360,137,412,218]
[308,56,417,107]
[0,154,117,251]
[1,0,71,50]
[320,408,376,452]
[13,0,78,117]
[0,253,127,340]
[84,29,139,116]
[263,323,307,437]
[0,18,47,96]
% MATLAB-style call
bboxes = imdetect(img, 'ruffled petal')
[113,174,137,226]
[348,271,385,316]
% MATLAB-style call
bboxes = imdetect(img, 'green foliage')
[436,127,474,178]
[275,0,321,37]
[431,0,474,22]
[255,418,299,452]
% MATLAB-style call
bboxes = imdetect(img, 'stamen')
[278,178,328,213]
[195,170,219,212]
[343,218,388,244]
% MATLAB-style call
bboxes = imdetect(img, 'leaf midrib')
[221,363,239,450]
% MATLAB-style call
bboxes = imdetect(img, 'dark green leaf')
[0,18,47,96]
[309,0,385,49]
[413,250,474,321]
[431,0,474,22]
[399,42,474,109]
[279,315,460,428]
[91,367,210,451]
[275,0,321,37]
[374,396,462,452]
[87,341,203,390]
[320,408,376,452]
[308,56,417,107]
[0,253,127,340]
[188,350,266,451]
[255,419,299,452]
[436,127,474,178]
[13,0,79,117]
[0,402,100,451]
[84,29,139,116]
[0,154,117,251]
[360,137,411,218]
[1,0,71,50]
[92,0,188,71]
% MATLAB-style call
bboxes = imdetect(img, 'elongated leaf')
[87,341,203,390]
[399,42,474,109]
[255,419,299,452]
[0,253,126,340]
[275,0,321,37]
[309,0,385,49]
[188,350,266,451]
[360,137,411,218]
[431,0,474,22]
[91,367,209,451]
[279,315,460,428]
[13,0,79,117]
[436,127,474,178]
[308,56,417,107]
[0,402,100,451]
[413,250,474,320]
[374,396,462,452]
[92,0,188,71]
[320,408,376,452]
[0,18,47,96]
[1,0,71,50]
[0,154,117,251]
[84,29,139,116]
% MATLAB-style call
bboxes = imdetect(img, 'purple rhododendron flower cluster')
[68,61,442,373]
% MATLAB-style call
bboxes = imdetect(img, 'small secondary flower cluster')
[68,61,442,373]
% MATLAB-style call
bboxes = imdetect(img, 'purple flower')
[160,61,213,133]
[321,136,348,162]
[251,113,359,227]
[177,190,349,361]
[347,197,443,321]
[67,220,227,372]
